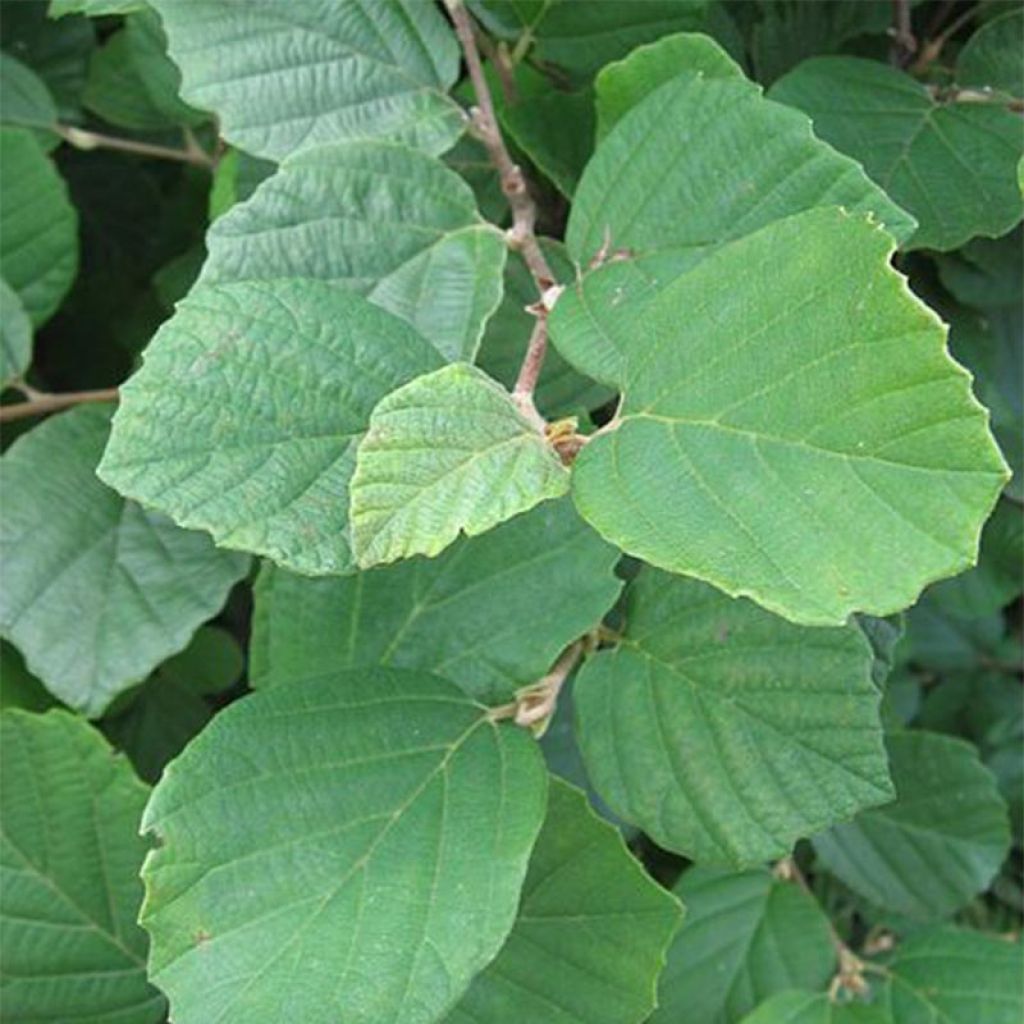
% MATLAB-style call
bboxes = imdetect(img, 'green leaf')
[208,146,276,220]
[350,363,570,567]
[101,626,243,782]
[99,279,445,575]
[446,779,682,1024]
[477,240,613,419]
[1,405,248,717]
[595,32,744,140]
[49,0,146,16]
[0,641,57,712]
[83,9,206,131]
[574,567,892,866]
[569,208,1008,626]
[877,927,1023,1024]
[0,709,165,1024]
[251,498,621,704]
[905,593,1013,671]
[740,991,892,1024]
[768,57,1024,251]
[0,127,78,326]
[149,0,465,161]
[201,140,506,363]
[0,278,32,387]
[0,51,58,130]
[140,667,548,1024]
[651,867,836,1024]
[812,730,1011,920]
[957,8,1023,100]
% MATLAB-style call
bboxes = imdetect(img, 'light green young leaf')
[651,867,836,1024]
[0,52,58,130]
[574,567,892,866]
[83,9,206,131]
[446,779,682,1024]
[0,709,165,1024]
[740,991,891,1024]
[0,278,32,387]
[252,498,621,704]
[149,0,465,160]
[570,208,1008,626]
[0,127,77,326]
[1,406,248,717]
[957,8,1023,100]
[878,927,1023,1024]
[553,65,915,387]
[595,31,744,140]
[140,667,548,1024]
[812,730,1010,920]
[350,363,570,567]
[99,279,445,575]
[769,57,1024,251]
[202,140,506,362]
[477,241,613,419]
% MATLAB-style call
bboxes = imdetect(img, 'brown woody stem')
[0,387,120,423]
[58,125,214,168]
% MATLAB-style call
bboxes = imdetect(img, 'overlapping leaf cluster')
[1,3,1021,1024]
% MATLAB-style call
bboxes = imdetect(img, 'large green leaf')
[595,31,744,140]
[812,730,1010,920]
[574,567,892,866]
[740,991,891,1024]
[149,0,464,160]
[446,779,682,1024]
[0,278,32,387]
[651,867,836,1024]
[201,140,505,363]
[768,57,1024,251]
[140,667,547,1024]
[99,279,444,575]
[570,208,1008,626]
[0,52,58,130]
[877,927,1023,1024]
[83,9,206,131]
[957,8,1023,100]
[350,363,570,567]
[1,406,248,717]
[50,0,145,15]
[0,709,165,1023]
[251,498,621,704]
[0,127,77,326]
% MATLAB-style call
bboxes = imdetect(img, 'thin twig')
[890,0,917,66]
[910,2,980,74]
[0,387,119,423]
[446,2,554,288]
[57,125,214,168]
[489,640,584,730]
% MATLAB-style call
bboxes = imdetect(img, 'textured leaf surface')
[595,31,743,140]
[0,278,32,386]
[812,730,1010,920]
[1,406,248,717]
[574,567,892,866]
[570,208,1008,625]
[0,126,77,325]
[878,927,1023,1024]
[0,709,165,1023]
[446,779,682,1024]
[350,363,569,567]
[50,0,145,15]
[769,57,1024,251]
[957,8,1023,99]
[651,867,835,1024]
[201,140,505,362]
[99,279,444,575]
[149,0,464,160]
[140,668,547,1024]
[251,498,621,704]
[741,991,891,1024]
